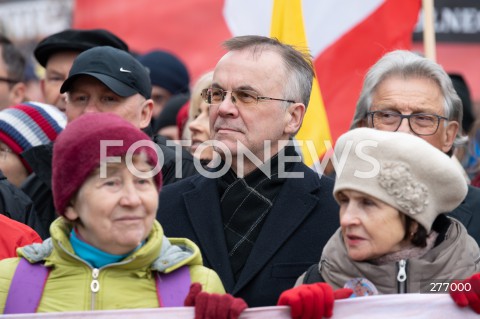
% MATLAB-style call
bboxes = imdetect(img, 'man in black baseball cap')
[61,46,153,128]
[61,46,151,100]
[34,29,128,111]
[61,45,196,185]
[22,46,197,240]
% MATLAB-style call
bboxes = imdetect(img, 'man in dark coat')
[157,35,340,307]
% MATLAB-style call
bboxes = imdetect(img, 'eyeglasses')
[201,88,295,106]
[367,110,448,136]
[0,76,19,85]
[0,147,12,160]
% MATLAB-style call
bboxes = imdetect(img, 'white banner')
[1,294,478,318]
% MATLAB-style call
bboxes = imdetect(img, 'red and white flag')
[74,0,420,165]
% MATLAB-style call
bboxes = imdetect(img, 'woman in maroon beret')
[0,113,246,317]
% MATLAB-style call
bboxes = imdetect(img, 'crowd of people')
[0,27,479,318]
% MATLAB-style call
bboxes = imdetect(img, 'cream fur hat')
[333,128,467,232]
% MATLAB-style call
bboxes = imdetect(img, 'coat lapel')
[232,163,321,294]
[182,177,236,291]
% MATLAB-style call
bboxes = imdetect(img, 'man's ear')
[442,120,459,154]
[284,103,306,136]
[139,98,154,129]
[8,82,26,105]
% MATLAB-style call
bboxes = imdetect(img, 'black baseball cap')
[60,46,152,99]
[34,29,129,67]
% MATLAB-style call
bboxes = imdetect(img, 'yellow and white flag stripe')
[270,0,332,167]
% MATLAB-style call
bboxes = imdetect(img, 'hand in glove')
[450,273,480,314]
[277,283,353,319]
[184,283,247,319]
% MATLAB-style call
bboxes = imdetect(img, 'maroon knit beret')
[52,113,162,216]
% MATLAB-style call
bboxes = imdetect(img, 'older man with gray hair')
[157,35,340,307]
[350,49,480,245]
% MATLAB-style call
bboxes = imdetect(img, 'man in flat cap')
[34,29,128,112]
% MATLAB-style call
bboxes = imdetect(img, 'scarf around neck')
[70,228,143,268]
[218,145,297,281]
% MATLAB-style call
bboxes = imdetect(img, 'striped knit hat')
[0,102,66,172]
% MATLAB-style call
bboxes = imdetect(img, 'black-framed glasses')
[201,87,295,106]
[367,110,448,136]
[0,76,19,85]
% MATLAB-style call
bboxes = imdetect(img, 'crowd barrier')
[2,293,477,318]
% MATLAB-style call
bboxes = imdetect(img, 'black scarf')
[217,145,297,281]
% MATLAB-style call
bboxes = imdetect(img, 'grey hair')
[223,35,314,107]
[350,50,466,151]
[0,34,25,84]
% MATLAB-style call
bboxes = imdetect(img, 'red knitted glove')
[184,283,248,319]
[185,283,203,307]
[450,273,480,313]
[277,283,353,319]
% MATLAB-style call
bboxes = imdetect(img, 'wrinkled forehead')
[371,75,445,113]
[213,49,286,92]
[67,75,111,92]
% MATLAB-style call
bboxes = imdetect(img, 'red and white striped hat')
[0,102,66,171]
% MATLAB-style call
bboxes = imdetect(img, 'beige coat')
[299,217,480,294]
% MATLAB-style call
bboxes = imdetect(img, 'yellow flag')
[270,0,332,167]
